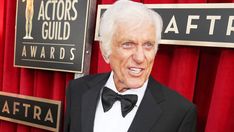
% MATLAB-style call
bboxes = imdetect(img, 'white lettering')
[206,16,221,35]
[38,1,45,20]
[40,46,46,58]
[30,46,37,57]
[60,47,65,59]
[164,15,179,34]
[22,45,27,57]
[186,15,200,34]
[70,48,76,60]
[50,47,55,59]
[226,16,234,35]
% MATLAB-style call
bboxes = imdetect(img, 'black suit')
[64,73,196,132]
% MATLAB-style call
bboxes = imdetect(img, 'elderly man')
[64,0,197,132]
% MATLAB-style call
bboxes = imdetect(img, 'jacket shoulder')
[150,77,195,111]
[67,72,110,93]
[161,82,194,109]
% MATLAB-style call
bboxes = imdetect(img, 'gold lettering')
[2,100,10,114]
[33,105,41,120]
[13,102,20,115]
[23,103,31,117]
[44,108,54,123]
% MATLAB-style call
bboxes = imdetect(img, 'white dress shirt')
[93,72,148,132]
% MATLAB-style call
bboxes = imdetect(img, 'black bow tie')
[101,87,138,117]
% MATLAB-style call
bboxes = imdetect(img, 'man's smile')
[128,67,144,76]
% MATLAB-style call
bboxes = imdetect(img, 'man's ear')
[99,42,110,64]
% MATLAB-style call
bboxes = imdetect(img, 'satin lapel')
[128,76,165,132]
[81,73,110,132]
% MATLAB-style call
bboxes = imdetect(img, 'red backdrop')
[0,0,234,132]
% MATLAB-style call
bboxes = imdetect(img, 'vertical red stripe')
[205,50,234,132]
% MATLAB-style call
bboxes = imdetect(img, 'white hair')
[99,0,163,60]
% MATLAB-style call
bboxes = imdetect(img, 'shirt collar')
[105,71,148,107]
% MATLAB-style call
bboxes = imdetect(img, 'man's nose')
[132,46,145,63]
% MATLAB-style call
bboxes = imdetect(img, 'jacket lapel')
[128,76,165,132]
[81,73,110,132]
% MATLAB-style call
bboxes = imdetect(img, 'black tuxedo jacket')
[64,73,196,132]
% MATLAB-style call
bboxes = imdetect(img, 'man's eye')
[144,42,154,49]
[122,42,133,49]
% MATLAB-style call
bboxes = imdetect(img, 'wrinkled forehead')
[115,20,155,33]
[113,16,156,37]
[112,21,157,45]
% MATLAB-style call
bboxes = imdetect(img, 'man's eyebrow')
[144,41,156,44]
[119,39,135,43]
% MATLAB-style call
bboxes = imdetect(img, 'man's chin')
[127,82,145,89]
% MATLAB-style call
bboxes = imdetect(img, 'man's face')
[108,21,157,92]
